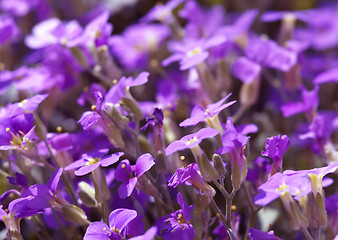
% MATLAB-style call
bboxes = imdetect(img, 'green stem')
[315,226,320,240]
[301,227,314,240]
[43,140,79,205]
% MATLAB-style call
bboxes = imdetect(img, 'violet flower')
[157,193,194,240]
[84,208,156,240]
[314,68,338,84]
[179,93,236,129]
[168,163,216,199]
[0,110,36,151]
[141,0,184,24]
[162,36,226,70]
[281,85,319,119]
[0,16,19,46]
[248,228,280,240]
[65,149,124,176]
[25,18,82,49]
[165,128,219,156]
[217,118,249,190]
[232,37,297,83]
[110,24,170,71]
[115,154,155,199]
[261,135,290,175]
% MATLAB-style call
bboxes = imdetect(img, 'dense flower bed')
[0,0,337,239]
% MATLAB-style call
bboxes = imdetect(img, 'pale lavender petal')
[74,162,100,176]
[281,102,305,117]
[180,51,209,70]
[135,153,155,177]
[65,158,87,171]
[83,222,110,240]
[231,57,261,83]
[129,226,158,240]
[314,68,338,84]
[100,152,124,167]
[109,208,138,231]
[162,53,184,67]
[165,141,190,156]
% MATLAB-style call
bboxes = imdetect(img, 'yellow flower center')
[86,158,99,166]
[187,47,202,57]
[276,183,289,192]
[186,136,198,145]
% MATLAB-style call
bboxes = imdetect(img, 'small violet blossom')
[157,193,194,240]
[281,85,319,119]
[168,163,216,199]
[179,93,236,128]
[165,128,219,156]
[65,149,124,176]
[162,36,226,70]
[261,135,290,175]
[115,154,155,199]
[84,208,156,240]
[249,228,281,240]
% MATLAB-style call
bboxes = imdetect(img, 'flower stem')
[301,227,314,240]
[43,139,79,205]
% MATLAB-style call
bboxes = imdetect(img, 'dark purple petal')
[177,193,192,222]
[118,177,138,199]
[47,168,63,194]
[115,160,132,182]
[78,111,101,130]
[249,228,280,240]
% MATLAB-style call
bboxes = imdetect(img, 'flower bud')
[239,76,260,109]
[156,151,167,173]
[280,191,308,230]
[60,204,89,226]
[308,173,327,226]
[196,153,219,182]
[212,154,226,176]
[137,175,158,197]
[121,97,144,121]
[78,181,97,207]
[102,103,129,129]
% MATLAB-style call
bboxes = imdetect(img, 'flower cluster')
[0,0,338,240]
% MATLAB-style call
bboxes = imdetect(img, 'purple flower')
[141,0,184,24]
[314,68,338,84]
[281,85,319,118]
[157,193,194,240]
[105,72,149,104]
[65,149,124,176]
[162,36,226,70]
[165,128,219,156]
[217,118,249,189]
[70,11,112,48]
[232,37,297,83]
[0,16,19,46]
[25,18,82,49]
[179,93,236,127]
[84,208,146,240]
[248,228,280,240]
[293,7,338,50]
[261,135,290,175]
[168,163,216,199]
[231,57,261,84]
[115,154,155,199]
[0,108,37,151]
[110,24,170,71]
